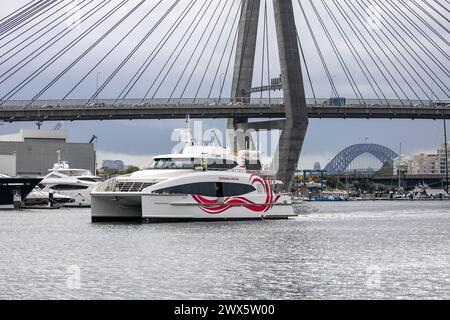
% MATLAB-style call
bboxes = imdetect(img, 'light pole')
[444,119,449,194]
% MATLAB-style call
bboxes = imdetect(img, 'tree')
[120,166,140,175]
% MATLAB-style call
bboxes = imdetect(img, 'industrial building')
[102,160,125,170]
[0,129,95,177]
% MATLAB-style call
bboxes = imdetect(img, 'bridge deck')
[0,100,449,122]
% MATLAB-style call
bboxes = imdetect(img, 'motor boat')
[0,174,42,209]
[38,150,103,207]
[23,187,74,207]
[91,122,295,222]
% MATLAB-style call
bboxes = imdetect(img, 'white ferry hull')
[91,193,142,222]
[91,193,295,222]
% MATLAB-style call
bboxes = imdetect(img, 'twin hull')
[91,192,295,222]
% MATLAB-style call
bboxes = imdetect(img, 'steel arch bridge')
[325,144,398,173]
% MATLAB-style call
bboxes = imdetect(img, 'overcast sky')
[0,0,448,168]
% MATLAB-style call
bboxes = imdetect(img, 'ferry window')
[149,158,237,170]
[154,182,255,197]
[61,170,91,177]
[256,184,263,194]
[78,178,98,182]
[51,185,89,191]
[245,160,262,171]
[207,159,238,170]
[222,183,255,196]
[150,158,201,169]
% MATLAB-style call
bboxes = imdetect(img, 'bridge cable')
[193,0,238,102]
[431,0,450,14]
[167,0,225,102]
[0,0,43,34]
[180,0,231,101]
[410,0,449,32]
[319,0,385,104]
[394,0,450,59]
[383,0,450,71]
[399,0,450,47]
[0,0,112,86]
[260,0,267,100]
[151,0,231,101]
[0,0,38,27]
[350,0,439,102]
[264,0,272,105]
[0,0,65,43]
[296,32,317,105]
[296,0,340,99]
[217,9,241,102]
[61,0,163,101]
[346,0,429,103]
[233,0,257,101]
[87,1,181,105]
[308,0,364,104]
[370,0,450,96]
[140,0,204,101]
[178,0,230,100]
[206,0,242,101]
[0,0,51,34]
[0,0,120,104]
[0,0,56,36]
[340,0,421,104]
[117,0,214,102]
[0,0,87,64]
[35,0,153,103]
[422,0,450,23]
[329,0,406,104]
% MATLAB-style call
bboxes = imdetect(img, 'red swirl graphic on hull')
[192,175,281,215]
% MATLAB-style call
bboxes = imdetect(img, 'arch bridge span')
[325,144,398,173]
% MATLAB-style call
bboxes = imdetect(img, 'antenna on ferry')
[56,148,61,163]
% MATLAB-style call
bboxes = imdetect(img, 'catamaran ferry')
[91,123,295,222]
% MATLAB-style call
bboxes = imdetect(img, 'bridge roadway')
[0,98,449,122]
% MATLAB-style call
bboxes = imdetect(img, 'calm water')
[0,201,449,300]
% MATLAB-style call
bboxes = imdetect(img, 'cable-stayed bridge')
[0,0,448,188]
[1,98,449,122]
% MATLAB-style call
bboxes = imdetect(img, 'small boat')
[23,187,74,207]
[0,174,42,209]
[39,150,103,207]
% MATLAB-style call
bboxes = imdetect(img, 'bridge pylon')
[228,0,309,190]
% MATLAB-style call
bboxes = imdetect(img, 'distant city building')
[438,142,450,175]
[102,160,125,170]
[393,142,449,175]
[408,154,439,175]
[313,162,321,171]
[393,156,410,175]
[0,129,95,177]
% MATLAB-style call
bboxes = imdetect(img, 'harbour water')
[0,201,449,300]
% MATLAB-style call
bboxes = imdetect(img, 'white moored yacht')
[38,150,103,207]
[91,125,296,222]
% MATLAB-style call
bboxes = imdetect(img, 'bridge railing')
[0,97,283,109]
[1,97,448,109]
